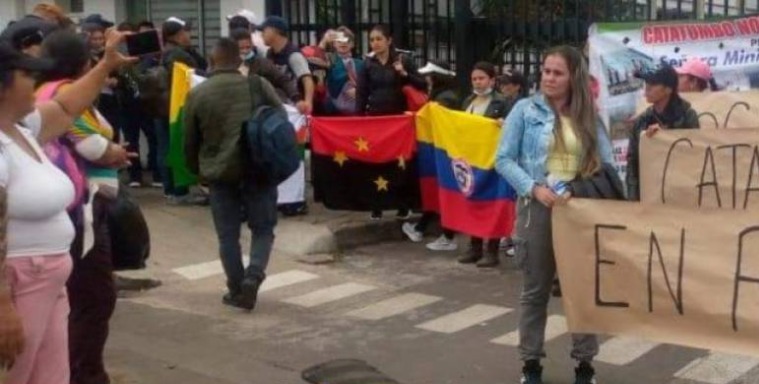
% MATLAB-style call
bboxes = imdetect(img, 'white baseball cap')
[226,9,257,25]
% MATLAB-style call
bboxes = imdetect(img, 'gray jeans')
[512,198,598,362]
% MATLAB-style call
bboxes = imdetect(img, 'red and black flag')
[311,115,419,211]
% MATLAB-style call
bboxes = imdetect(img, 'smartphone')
[125,30,162,57]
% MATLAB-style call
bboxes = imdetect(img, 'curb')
[274,218,404,256]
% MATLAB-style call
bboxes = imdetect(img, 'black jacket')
[431,88,461,111]
[462,92,511,119]
[356,50,427,115]
[626,95,699,201]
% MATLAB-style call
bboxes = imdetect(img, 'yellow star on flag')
[397,156,406,170]
[355,137,370,152]
[374,176,389,192]
[333,151,349,167]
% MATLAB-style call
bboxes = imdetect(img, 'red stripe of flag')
[311,115,416,164]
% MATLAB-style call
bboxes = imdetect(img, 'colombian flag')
[311,114,419,211]
[416,103,516,239]
[167,62,201,187]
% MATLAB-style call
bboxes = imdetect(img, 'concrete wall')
[0,0,26,29]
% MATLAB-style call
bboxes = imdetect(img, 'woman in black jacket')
[402,60,460,250]
[356,25,426,116]
[357,24,427,220]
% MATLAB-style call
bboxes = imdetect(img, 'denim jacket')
[495,93,614,197]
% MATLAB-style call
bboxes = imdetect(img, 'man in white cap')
[226,9,268,56]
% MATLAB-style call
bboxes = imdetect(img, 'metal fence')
[268,0,758,86]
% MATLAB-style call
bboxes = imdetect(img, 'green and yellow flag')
[167,62,199,187]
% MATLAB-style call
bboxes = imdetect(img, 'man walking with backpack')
[183,38,286,311]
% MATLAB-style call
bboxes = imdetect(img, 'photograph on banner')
[639,128,759,209]
[589,16,759,141]
[636,91,759,129]
[552,199,759,357]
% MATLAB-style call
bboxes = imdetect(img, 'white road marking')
[347,293,442,320]
[595,337,660,365]
[490,314,567,346]
[173,257,252,280]
[282,283,376,308]
[674,352,759,384]
[259,270,320,293]
[416,304,512,334]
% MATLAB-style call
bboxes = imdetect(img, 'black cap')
[257,16,288,34]
[500,70,526,86]
[162,17,192,39]
[636,65,678,90]
[82,14,114,29]
[0,42,54,73]
[8,25,45,50]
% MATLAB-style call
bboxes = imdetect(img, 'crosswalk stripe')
[282,283,376,308]
[490,314,567,346]
[595,337,660,365]
[416,304,512,334]
[347,293,442,320]
[259,270,320,293]
[173,260,224,280]
[674,352,759,384]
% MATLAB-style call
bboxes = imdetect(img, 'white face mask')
[241,50,255,61]
[473,88,493,96]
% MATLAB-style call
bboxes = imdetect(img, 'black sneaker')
[574,362,597,384]
[222,292,249,310]
[370,211,383,221]
[520,360,543,384]
[238,276,264,311]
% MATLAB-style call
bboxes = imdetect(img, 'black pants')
[122,103,159,183]
[415,212,455,239]
[68,193,116,384]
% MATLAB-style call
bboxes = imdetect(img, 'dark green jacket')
[184,69,283,183]
[626,96,699,201]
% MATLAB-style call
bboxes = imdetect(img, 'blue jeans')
[209,181,278,294]
[154,118,188,197]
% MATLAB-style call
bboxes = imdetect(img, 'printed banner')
[310,114,419,211]
[639,128,759,210]
[589,16,759,166]
[168,63,203,187]
[416,103,516,239]
[552,199,759,357]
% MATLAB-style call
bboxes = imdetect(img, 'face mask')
[473,88,493,96]
[241,51,255,61]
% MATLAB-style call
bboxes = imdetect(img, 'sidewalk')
[130,186,408,257]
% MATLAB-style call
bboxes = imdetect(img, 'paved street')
[107,189,759,384]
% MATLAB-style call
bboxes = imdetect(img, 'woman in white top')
[0,31,134,384]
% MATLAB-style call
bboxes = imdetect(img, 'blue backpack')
[244,76,301,186]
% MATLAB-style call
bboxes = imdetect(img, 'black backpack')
[243,76,301,186]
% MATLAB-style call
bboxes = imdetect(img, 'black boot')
[458,238,484,264]
[477,240,500,268]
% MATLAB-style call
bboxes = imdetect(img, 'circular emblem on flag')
[452,159,474,197]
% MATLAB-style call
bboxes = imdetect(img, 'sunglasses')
[19,31,44,49]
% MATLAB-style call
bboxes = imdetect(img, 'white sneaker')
[426,235,458,252]
[128,181,141,188]
[402,222,423,243]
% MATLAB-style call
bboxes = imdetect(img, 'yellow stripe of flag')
[415,102,502,170]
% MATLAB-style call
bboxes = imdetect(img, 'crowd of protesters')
[0,3,716,384]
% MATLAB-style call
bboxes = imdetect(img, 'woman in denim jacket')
[495,46,613,384]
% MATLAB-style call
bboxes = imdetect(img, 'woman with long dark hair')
[356,24,426,220]
[496,46,613,384]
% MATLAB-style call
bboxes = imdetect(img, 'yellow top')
[546,116,581,181]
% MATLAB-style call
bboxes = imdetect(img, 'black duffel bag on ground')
[107,185,151,270]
